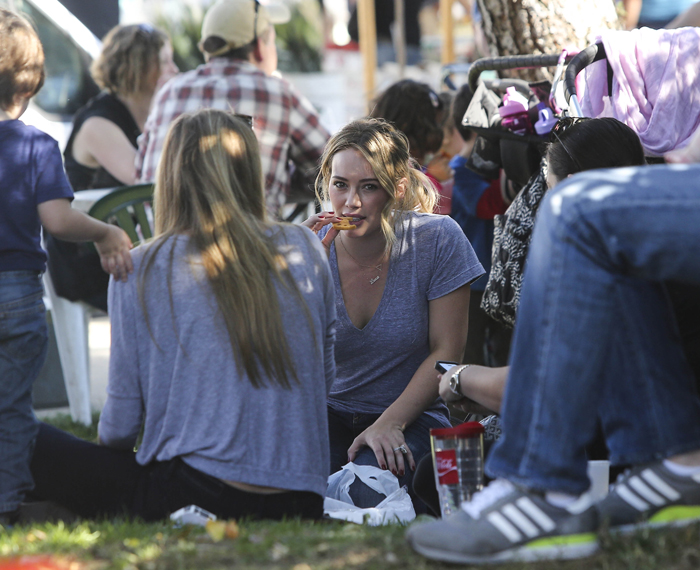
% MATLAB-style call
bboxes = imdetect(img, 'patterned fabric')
[480,160,548,328]
[136,59,330,216]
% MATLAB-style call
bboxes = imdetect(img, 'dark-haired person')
[369,79,451,213]
[136,0,330,218]
[47,23,177,311]
[437,117,647,420]
[410,117,649,516]
[29,109,336,522]
[446,85,510,370]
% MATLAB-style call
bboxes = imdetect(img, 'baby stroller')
[454,24,700,186]
[451,52,577,194]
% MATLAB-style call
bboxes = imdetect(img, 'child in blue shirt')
[446,86,512,369]
[0,8,133,525]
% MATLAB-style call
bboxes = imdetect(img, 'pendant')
[369,275,380,285]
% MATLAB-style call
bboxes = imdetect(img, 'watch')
[449,365,470,396]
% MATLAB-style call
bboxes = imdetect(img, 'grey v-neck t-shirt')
[320,212,484,421]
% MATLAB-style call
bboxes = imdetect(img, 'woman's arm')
[439,364,508,414]
[72,117,137,186]
[347,283,471,476]
[98,278,143,448]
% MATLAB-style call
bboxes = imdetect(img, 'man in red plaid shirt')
[135,0,330,217]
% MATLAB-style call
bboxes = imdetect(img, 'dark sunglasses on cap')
[252,0,261,44]
[234,113,254,129]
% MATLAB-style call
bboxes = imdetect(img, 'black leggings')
[29,423,323,521]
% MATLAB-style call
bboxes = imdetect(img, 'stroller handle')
[563,43,607,104]
[468,53,563,93]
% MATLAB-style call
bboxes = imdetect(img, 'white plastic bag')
[323,462,416,525]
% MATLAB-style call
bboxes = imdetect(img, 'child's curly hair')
[91,24,168,97]
[369,79,444,163]
[0,9,45,111]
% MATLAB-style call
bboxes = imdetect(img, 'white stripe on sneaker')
[642,469,681,501]
[502,504,540,538]
[629,476,666,506]
[618,484,650,511]
[516,497,556,532]
[487,511,523,543]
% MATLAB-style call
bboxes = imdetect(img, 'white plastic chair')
[42,271,92,425]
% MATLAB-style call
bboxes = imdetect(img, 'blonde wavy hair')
[316,118,437,252]
[139,109,311,389]
[91,24,167,97]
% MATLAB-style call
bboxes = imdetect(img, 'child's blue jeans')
[0,270,47,514]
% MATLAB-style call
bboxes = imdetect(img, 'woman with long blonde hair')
[29,109,336,521]
[304,118,483,511]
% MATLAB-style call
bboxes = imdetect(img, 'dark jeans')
[0,271,47,514]
[328,406,448,513]
[29,423,323,521]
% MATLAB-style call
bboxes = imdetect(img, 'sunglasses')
[234,113,254,129]
[252,0,261,44]
[549,117,590,170]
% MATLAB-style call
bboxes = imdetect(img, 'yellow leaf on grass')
[205,520,239,542]
[205,520,226,542]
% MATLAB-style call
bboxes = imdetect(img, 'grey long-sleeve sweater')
[99,226,336,497]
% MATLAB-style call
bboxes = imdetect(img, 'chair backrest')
[88,183,154,246]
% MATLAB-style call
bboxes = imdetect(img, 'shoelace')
[461,479,515,519]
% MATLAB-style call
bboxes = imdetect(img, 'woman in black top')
[64,23,177,190]
[48,24,177,310]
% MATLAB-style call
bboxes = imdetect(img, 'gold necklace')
[338,235,384,285]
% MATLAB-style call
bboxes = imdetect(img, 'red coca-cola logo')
[435,450,459,485]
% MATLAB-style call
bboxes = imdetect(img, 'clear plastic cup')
[430,422,485,518]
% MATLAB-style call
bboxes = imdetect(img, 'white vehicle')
[1,0,101,149]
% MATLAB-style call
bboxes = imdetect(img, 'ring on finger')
[393,445,408,454]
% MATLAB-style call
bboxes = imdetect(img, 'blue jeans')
[487,165,700,495]
[328,406,449,512]
[0,271,47,514]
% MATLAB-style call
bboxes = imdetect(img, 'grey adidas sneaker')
[597,461,700,533]
[406,479,599,564]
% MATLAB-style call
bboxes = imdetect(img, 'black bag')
[45,234,109,304]
[480,160,548,328]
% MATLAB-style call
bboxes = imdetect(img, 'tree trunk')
[476,0,622,81]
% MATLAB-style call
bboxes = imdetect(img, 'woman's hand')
[347,416,416,477]
[302,211,342,257]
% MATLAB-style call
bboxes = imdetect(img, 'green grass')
[6,414,694,570]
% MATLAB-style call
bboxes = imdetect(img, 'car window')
[10,0,98,116]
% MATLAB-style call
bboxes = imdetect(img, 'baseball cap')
[200,0,291,56]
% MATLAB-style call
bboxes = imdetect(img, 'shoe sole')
[608,506,700,535]
[409,533,599,564]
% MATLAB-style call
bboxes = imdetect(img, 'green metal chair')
[44,183,155,425]
[88,183,154,245]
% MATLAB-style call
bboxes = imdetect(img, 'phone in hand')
[435,360,459,374]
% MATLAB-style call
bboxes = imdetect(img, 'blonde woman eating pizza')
[304,118,483,510]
